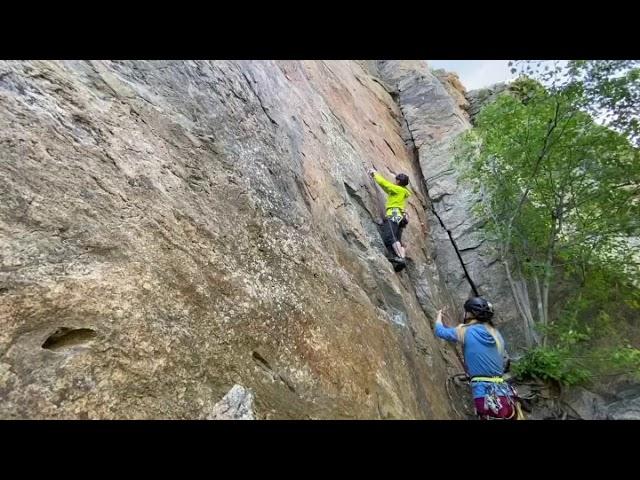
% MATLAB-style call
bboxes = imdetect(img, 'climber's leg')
[380,219,396,254]
[379,219,406,271]
[392,241,405,258]
[391,221,405,258]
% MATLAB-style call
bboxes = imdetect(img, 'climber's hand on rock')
[368,168,377,177]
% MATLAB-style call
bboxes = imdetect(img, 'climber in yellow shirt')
[369,168,411,262]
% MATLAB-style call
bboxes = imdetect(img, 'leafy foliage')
[459,79,640,272]
[457,61,640,385]
[513,269,640,385]
[513,347,591,385]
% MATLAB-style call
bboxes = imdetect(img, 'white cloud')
[428,60,572,91]
[462,61,515,90]
[427,60,516,90]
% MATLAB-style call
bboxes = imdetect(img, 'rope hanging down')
[429,202,480,297]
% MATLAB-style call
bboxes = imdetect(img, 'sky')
[427,60,573,91]
[427,60,516,90]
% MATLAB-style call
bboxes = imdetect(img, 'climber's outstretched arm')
[434,309,458,343]
[372,172,404,195]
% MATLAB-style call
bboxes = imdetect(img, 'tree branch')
[506,99,562,240]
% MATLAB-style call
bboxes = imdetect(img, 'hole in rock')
[42,327,97,351]
[251,351,273,371]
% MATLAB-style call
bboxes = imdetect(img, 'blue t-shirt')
[435,322,511,399]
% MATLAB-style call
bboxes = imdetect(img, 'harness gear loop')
[387,207,408,228]
[388,207,404,223]
[471,376,505,383]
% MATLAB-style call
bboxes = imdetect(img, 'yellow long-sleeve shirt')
[373,173,411,214]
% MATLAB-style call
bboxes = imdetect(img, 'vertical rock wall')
[1,60,472,419]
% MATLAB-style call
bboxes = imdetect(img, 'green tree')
[512,60,640,147]
[457,63,640,351]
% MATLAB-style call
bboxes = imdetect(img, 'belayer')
[369,168,410,266]
[435,297,524,420]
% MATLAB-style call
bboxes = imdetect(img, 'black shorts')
[380,217,404,249]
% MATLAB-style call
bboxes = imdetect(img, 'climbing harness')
[484,385,505,416]
[479,380,525,420]
[388,207,403,223]
[471,376,506,383]
[452,323,526,420]
[387,207,408,227]
[448,373,526,420]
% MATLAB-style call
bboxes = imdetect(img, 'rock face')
[560,387,610,420]
[208,384,255,420]
[465,83,509,118]
[561,383,640,420]
[1,60,471,419]
[432,69,470,114]
[368,62,525,352]
[605,386,640,420]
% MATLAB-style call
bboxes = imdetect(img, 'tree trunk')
[542,275,551,339]
[542,211,561,337]
[515,258,540,346]
[504,259,534,347]
[517,278,540,346]
[533,275,546,346]
[542,247,555,340]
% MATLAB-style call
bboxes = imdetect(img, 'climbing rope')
[429,202,480,297]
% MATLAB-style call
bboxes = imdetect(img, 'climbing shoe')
[393,261,406,272]
[388,256,406,272]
